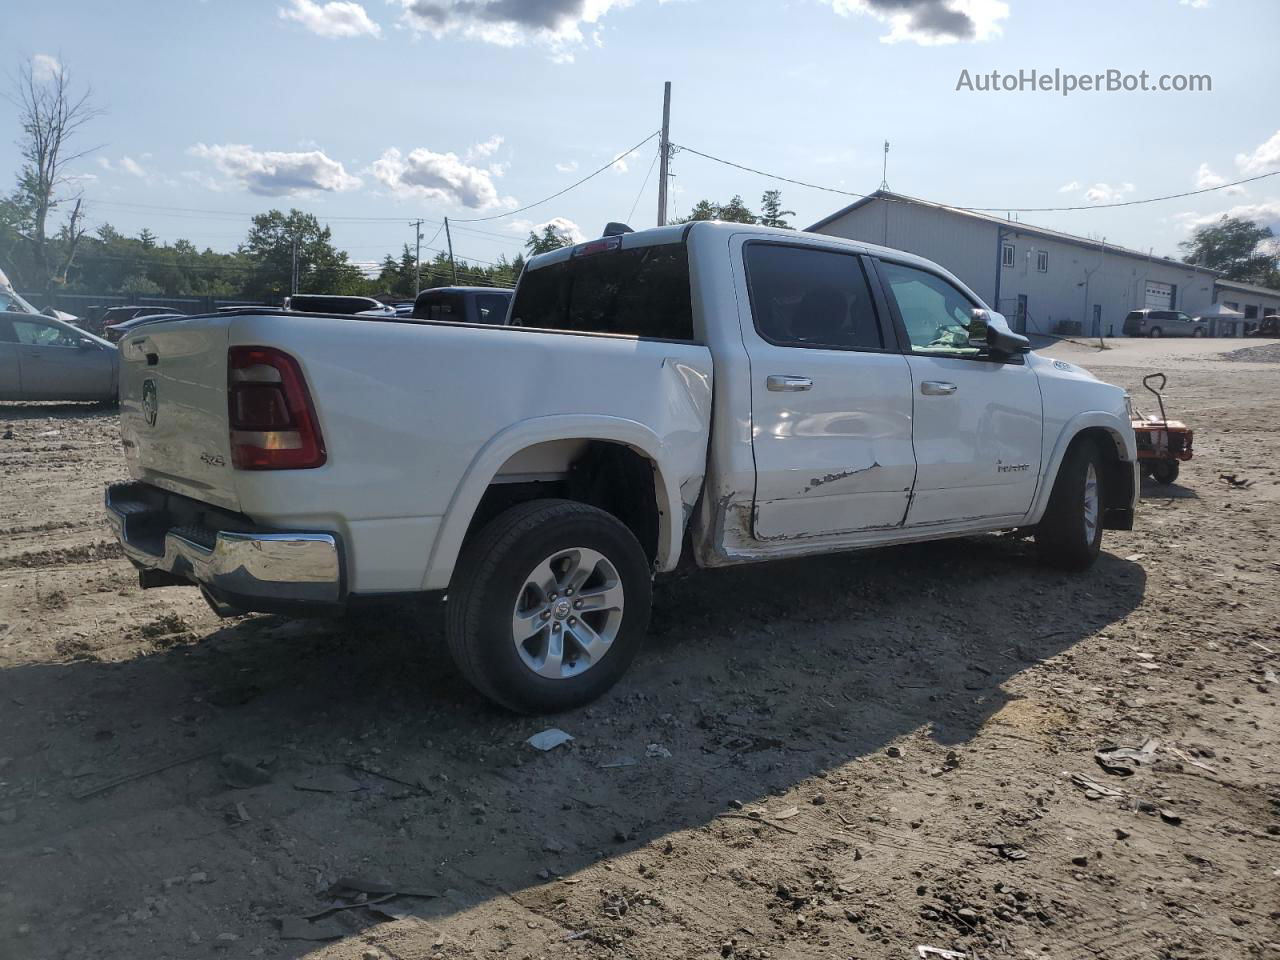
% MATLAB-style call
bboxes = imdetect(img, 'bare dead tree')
[7,56,102,293]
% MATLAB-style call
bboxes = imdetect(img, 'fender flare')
[422,414,688,590]
[1026,411,1135,525]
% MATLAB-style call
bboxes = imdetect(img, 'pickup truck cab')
[107,222,1137,712]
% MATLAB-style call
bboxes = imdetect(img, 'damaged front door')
[736,238,916,540]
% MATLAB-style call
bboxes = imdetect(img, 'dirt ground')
[0,337,1276,960]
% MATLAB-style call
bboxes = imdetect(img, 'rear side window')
[1124,312,1143,322]
[510,243,693,341]
[473,293,511,325]
[0,318,16,343]
[744,243,884,351]
[413,294,465,322]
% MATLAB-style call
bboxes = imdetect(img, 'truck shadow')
[0,537,1146,956]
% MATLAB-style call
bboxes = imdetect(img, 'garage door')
[1145,281,1174,310]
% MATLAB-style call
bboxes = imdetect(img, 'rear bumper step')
[105,481,344,616]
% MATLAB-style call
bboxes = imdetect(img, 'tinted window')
[1124,312,1144,322]
[744,243,883,351]
[474,293,511,325]
[412,293,465,322]
[510,243,693,341]
[0,318,16,343]
[878,260,981,357]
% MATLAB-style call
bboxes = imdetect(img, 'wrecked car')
[104,222,1138,712]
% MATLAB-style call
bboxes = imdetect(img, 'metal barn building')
[809,191,1219,338]
[1212,278,1280,336]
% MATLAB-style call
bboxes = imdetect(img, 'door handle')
[920,380,957,396]
[766,375,813,392]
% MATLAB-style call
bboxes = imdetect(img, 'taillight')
[227,346,326,470]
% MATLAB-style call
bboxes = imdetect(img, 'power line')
[674,141,1280,213]
[628,144,661,225]
[450,130,660,223]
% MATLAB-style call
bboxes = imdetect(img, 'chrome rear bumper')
[105,482,343,614]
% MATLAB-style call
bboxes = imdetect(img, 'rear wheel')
[446,499,652,713]
[1148,327,1163,338]
[1150,459,1180,484]
[1036,441,1105,569]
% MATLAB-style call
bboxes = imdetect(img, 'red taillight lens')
[227,346,326,470]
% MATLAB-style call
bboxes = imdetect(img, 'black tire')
[1148,327,1162,338]
[1192,327,1205,338]
[1150,459,1180,485]
[445,499,652,714]
[1036,440,1105,569]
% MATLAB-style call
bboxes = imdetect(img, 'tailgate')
[119,316,240,511]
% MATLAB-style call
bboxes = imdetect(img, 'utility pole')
[444,217,458,285]
[879,140,890,191]
[411,219,424,296]
[656,81,671,227]
[290,234,299,296]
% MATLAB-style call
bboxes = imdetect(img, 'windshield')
[0,285,42,316]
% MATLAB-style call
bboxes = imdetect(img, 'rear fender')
[423,415,701,590]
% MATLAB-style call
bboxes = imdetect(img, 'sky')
[5,0,1280,273]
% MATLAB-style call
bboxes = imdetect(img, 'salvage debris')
[1218,473,1252,488]
[1095,738,1160,776]
[294,772,362,793]
[1068,772,1125,799]
[917,947,967,959]
[72,747,220,800]
[526,728,573,751]
[279,916,344,941]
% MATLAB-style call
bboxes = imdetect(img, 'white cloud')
[188,143,362,195]
[1177,199,1280,233]
[370,145,513,208]
[610,146,640,174]
[824,0,1008,45]
[278,0,382,36]
[1057,180,1080,193]
[1179,0,1210,8]
[555,160,579,173]
[511,216,585,244]
[119,156,147,178]
[1235,129,1280,176]
[31,53,61,81]
[1194,163,1225,189]
[392,0,633,62]
[464,135,504,161]
[1080,182,1135,204]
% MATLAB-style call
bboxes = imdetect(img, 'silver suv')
[1122,309,1208,338]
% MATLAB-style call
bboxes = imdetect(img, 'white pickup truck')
[107,222,1137,712]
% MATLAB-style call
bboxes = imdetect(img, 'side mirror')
[77,338,97,350]
[969,308,1030,354]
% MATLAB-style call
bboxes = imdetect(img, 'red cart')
[1132,373,1193,485]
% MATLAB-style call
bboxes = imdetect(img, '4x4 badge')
[142,378,158,427]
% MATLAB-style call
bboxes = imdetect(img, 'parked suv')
[1122,309,1207,338]
[411,286,513,325]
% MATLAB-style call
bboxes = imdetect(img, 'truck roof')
[524,220,947,275]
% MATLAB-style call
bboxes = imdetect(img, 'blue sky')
[5,0,1279,271]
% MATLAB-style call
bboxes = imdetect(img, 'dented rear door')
[735,236,916,540]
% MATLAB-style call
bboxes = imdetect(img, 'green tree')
[759,190,796,229]
[525,223,571,256]
[137,227,157,248]
[1178,216,1278,286]
[240,208,363,300]
[676,194,758,224]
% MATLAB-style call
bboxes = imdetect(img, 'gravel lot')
[0,337,1276,960]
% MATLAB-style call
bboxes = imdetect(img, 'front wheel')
[1148,327,1163,338]
[1150,459,1180,484]
[1192,327,1205,338]
[1036,441,1105,569]
[445,499,652,713]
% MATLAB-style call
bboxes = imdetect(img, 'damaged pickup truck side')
[106,222,1137,712]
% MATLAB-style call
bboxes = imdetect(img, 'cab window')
[877,261,981,358]
[743,243,884,351]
